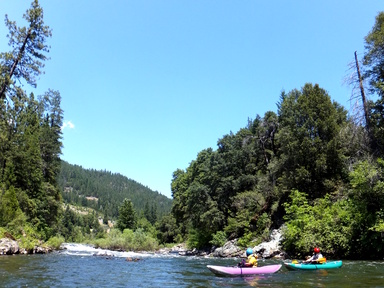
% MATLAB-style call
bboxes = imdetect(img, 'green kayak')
[284,260,342,270]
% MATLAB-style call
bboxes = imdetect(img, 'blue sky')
[1,1,382,198]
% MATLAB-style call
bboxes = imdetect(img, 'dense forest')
[170,14,384,259]
[1,1,383,259]
[58,161,172,222]
[0,0,63,246]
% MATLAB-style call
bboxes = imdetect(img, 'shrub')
[282,190,355,258]
[93,228,158,251]
[186,228,211,249]
[209,231,227,247]
[45,235,65,250]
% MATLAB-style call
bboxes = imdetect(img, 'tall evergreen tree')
[116,198,136,231]
[363,11,384,155]
[0,0,51,101]
[0,1,62,239]
[276,83,348,199]
[39,89,63,184]
[364,12,384,99]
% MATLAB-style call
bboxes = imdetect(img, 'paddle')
[291,257,326,265]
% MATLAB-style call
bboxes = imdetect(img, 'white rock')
[0,238,19,255]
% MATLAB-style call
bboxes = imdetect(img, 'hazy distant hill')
[58,161,172,220]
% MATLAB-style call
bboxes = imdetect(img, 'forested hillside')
[58,161,172,221]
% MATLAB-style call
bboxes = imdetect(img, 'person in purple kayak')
[238,248,258,267]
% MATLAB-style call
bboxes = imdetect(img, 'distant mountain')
[58,161,173,221]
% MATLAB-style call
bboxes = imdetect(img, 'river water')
[1,243,384,287]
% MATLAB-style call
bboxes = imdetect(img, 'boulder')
[34,246,52,254]
[126,257,142,262]
[171,243,187,254]
[253,228,286,259]
[0,238,19,255]
[212,239,242,258]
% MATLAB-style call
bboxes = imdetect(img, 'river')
[0,243,384,287]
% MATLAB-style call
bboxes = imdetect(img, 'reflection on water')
[0,244,383,287]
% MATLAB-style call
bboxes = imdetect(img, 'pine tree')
[0,0,51,100]
[116,198,136,231]
[363,12,384,155]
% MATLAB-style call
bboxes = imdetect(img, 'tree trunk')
[0,28,32,100]
[354,51,369,127]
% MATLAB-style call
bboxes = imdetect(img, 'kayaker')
[304,247,324,263]
[239,248,258,267]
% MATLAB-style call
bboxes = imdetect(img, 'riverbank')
[0,237,52,255]
[157,228,286,259]
[0,228,285,258]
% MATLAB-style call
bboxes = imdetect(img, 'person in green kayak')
[238,248,258,267]
[304,247,324,263]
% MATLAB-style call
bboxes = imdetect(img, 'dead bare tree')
[344,51,370,127]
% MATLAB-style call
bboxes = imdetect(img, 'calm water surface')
[1,244,384,287]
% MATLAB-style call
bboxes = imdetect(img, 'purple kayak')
[207,264,282,276]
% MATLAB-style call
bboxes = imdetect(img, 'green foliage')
[276,84,348,199]
[237,232,258,248]
[349,158,384,211]
[225,211,252,240]
[363,12,384,154]
[171,84,354,253]
[225,190,267,239]
[6,213,41,239]
[254,212,272,240]
[59,205,103,242]
[4,215,46,252]
[347,159,384,258]
[370,212,384,233]
[0,0,52,100]
[0,1,63,243]
[144,201,158,225]
[93,228,158,251]
[364,12,384,98]
[95,229,126,250]
[186,228,212,249]
[136,217,157,239]
[131,228,158,251]
[116,198,136,232]
[282,190,355,257]
[19,237,40,252]
[155,213,181,244]
[0,186,22,226]
[58,161,172,220]
[171,114,280,247]
[45,235,65,250]
[209,231,227,247]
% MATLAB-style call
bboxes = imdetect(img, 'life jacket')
[247,254,258,266]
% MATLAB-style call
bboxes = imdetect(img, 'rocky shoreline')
[158,228,287,259]
[0,237,52,255]
[1,228,286,259]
